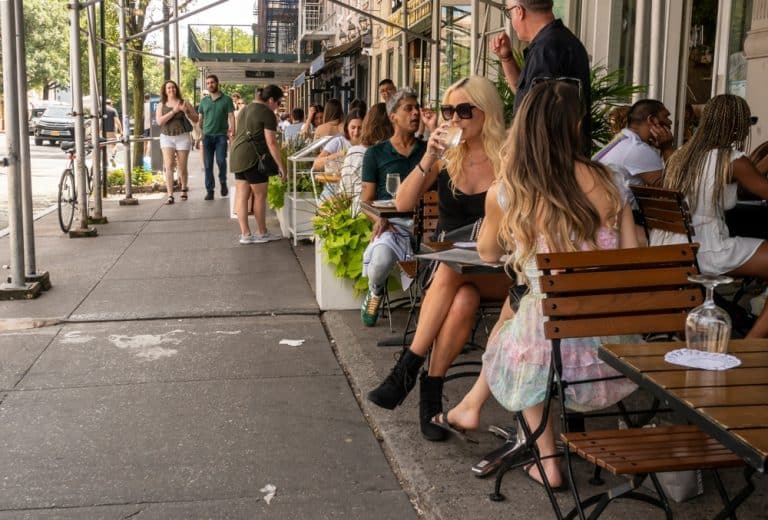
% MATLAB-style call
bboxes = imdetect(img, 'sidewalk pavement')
[0,152,765,518]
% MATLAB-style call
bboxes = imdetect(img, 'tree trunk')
[131,45,144,169]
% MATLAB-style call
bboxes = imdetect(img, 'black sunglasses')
[530,76,583,101]
[751,116,759,126]
[440,103,477,120]
[502,4,523,21]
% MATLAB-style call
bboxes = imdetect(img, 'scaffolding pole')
[87,2,107,223]
[118,0,138,205]
[68,1,98,237]
[174,0,181,87]
[15,0,46,287]
[0,0,41,299]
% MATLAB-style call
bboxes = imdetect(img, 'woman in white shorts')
[155,80,198,204]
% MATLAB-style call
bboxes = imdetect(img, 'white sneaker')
[251,232,281,243]
[239,234,255,244]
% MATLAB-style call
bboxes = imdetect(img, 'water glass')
[386,173,400,199]
[685,274,733,354]
[441,126,463,159]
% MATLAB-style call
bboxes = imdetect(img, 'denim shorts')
[160,132,192,151]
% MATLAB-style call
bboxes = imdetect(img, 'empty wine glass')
[686,274,733,354]
[386,173,400,199]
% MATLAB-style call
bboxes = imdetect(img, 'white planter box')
[275,192,314,239]
[315,238,362,310]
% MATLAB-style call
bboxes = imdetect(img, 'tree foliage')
[24,0,71,98]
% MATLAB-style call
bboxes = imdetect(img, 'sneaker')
[251,232,281,244]
[361,289,383,326]
[221,184,229,197]
[204,192,214,201]
[239,234,255,244]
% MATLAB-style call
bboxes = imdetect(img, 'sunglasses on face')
[440,103,477,120]
[530,76,583,101]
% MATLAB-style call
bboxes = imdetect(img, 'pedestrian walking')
[198,74,235,200]
[156,80,198,205]
[103,99,123,165]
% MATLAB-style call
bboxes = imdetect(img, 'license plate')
[51,131,60,136]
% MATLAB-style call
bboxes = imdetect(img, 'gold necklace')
[466,154,490,167]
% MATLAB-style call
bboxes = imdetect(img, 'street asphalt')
[0,151,765,519]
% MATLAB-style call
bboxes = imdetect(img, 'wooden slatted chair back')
[536,244,702,340]
[630,185,695,243]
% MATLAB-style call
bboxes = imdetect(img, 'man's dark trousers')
[203,134,228,194]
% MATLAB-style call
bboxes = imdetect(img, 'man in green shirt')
[198,74,235,200]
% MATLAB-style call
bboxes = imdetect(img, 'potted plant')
[312,187,372,310]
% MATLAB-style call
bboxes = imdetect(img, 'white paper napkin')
[664,348,741,371]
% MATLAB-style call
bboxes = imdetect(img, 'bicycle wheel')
[58,168,77,233]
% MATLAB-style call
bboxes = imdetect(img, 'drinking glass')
[441,126,463,159]
[685,274,733,353]
[385,173,400,199]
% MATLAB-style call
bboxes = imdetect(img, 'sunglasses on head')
[440,103,477,120]
[530,76,583,101]
[751,116,759,126]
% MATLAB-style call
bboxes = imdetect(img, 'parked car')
[28,106,47,135]
[34,105,90,146]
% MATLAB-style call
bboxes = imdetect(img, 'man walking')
[493,0,591,151]
[103,99,123,165]
[198,74,235,200]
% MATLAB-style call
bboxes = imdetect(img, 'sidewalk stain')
[214,330,242,335]
[61,331,96,344]
[108,329,183,361]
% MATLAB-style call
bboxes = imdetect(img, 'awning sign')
[310,53,325,75]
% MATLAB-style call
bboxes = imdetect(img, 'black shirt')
[436,170,486,236]
[513,19,591,153]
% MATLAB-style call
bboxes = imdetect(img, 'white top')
[283,122,304,143]
[341,144,367,213]
[650,148,763,275]
[323,135,351,155]
[595,129,664,186]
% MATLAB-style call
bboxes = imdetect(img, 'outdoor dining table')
[415,245,508,275]
[726,200,768,240]
[359,200,415,219]
[599,339,768,473]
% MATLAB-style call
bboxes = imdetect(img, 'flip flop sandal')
[165,196,174,205]
[430,412,478,444]
[523,463,568,493]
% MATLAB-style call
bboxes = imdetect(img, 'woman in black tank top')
[366,77,513,441]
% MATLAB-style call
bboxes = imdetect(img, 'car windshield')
[43,106,71,118]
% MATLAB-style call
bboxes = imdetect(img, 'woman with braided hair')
[652,94,768,337]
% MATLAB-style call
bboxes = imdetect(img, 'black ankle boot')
[419,374,448,441]
[367,350,425,410]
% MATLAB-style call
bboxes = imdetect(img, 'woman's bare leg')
[176,149,190,191]
[235,179,252,236]
[161,148,176,199]
[521,403,563,488]
[428,284,480,376]
[728,242,768,338]
[251,182,269,234]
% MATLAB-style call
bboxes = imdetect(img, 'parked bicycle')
[58,141,95,233]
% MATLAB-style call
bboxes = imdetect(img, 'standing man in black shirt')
[493,0,591,153]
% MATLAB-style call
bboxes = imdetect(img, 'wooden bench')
[489,243,754,519]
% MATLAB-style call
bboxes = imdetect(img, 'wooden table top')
[359,201,414,219]
[599,339,768,473]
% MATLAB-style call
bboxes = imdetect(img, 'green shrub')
[131,167,152,186]
[267,174,316,210]
[312,195,372,294]
[108,169,125,186]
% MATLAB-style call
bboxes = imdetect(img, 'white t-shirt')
[323,135,351,155]
[595,129,664,186]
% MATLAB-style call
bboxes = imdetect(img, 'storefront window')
[440,5,471,99]
[727,0,753,97]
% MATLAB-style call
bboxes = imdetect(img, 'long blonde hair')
[499,80,621,280]
[442,76,506,189]
[664,94,751,214]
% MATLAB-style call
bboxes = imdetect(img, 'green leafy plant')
[495,61,645,153]
[108,169,125,186]
[107,168,163,187]
[312,194,372,294]
[131,167,153,186]
[267,175,316,209]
